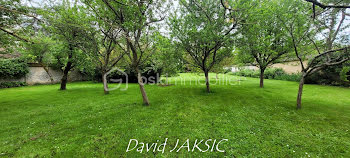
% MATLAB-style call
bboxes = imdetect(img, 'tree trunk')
[102,74,109,94]
[205,71,210,93]
[260,68,265,88]
[60,61,72,90]
[60,47,73,90]
[60,72,68,90]
[136,68,150,105]
[216,73,219,79]
[296,76,305,109]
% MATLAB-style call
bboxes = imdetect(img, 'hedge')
[0,82,27,89]
[0,58,29,79]
[231,68,301,82]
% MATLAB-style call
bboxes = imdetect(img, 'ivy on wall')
[0,58,29,79]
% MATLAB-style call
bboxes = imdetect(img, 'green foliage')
[232,68,301,82]
[305,63,350,87]
[274,73,302,82]
[169,0,239,72]
[23,34,55,65]
[0,81,27,88]
[0,0,30,49]
[235,0,293,68]
[152,33,183,76]
[0,58,28,79]
[340,66,350,82]
[42,1,95,72]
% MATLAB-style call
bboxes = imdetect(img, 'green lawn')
[1,73,350,157]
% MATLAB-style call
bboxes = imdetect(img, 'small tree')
[279,0,350,109]
[86,0,170,105]
[169,0,243,92]
[84,3,126,94]
[153,33,182,85]
[44,1,94,90]
[236,0,293,88]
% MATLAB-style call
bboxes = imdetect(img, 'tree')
[84,2,126,94]
[169,0,244,92]
[236,0,293,88]
[44,1,94,90]
[153,33,182,85]
[85,0,169,105]
[279,0,350,109]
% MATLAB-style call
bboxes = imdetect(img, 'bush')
[305,64,350,87]
[0,58,29,79]
[274,73,301,82]
[264,68,286,79]
[232,68,301,82]
[0,82,27,88]
[232,68,260,78]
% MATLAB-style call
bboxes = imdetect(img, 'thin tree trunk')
[205,71,210,93]
[136,68,150,105]
[296,76,305,109]
[260,68,265,88]
[216,73,219,79]
[102,73,109,94]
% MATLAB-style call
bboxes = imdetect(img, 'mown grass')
[0,73,349,157]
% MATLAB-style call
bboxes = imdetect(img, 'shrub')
[305,64,350,87]
[232,68,259,78]
[0,82,27,88]
[274,73,301,82]
[232,68,301,82]
[0,58,29,79]
[264,68,286,79]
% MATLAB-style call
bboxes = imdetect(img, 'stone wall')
[271,61,307,74]
[0,66,84,85]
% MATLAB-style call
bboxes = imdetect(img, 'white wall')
[0,66,84,85]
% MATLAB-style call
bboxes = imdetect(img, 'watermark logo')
[103,67,128,92]
[104,70,245,92]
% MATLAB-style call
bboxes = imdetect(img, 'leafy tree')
[169,0,244,92]
[83,2,126,94]
[236,0,293,88]
[153,33,182,84]
[85,0,170,105]
[279,0,350,109]
[44,1,94,90]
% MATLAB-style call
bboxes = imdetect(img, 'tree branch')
[0,27,34,44]
[305,0,350,9]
